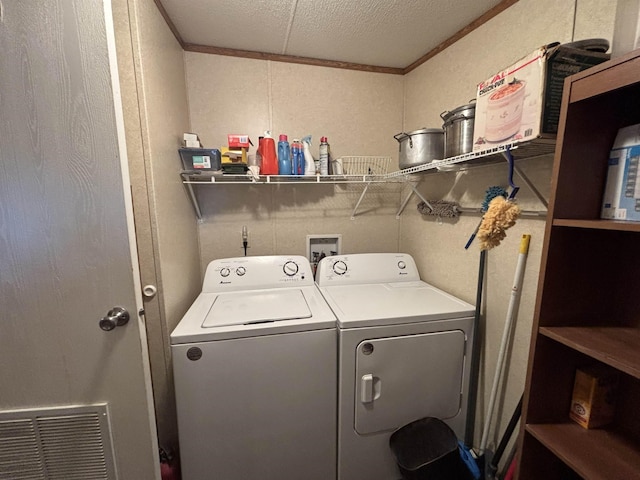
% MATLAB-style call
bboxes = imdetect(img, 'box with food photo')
[473,41,610,153]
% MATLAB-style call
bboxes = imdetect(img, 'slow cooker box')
[472,41,610,153]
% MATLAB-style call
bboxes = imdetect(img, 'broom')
[464,185,507,449]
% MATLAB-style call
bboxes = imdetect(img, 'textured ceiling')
[160,0,510,69]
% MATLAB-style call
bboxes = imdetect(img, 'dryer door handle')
[361,374,374,403]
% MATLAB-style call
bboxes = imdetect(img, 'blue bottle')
[291,139,305,176]
[277,134,292,175]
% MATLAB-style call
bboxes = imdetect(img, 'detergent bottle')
[291,139,305,176]
[319,136,329,175]
[302,135,316,176]
[260,131,278,175]
[277,134,292,175]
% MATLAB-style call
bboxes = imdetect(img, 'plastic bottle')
[260,131,278,175]
[302,136,315,176]
[319,136,329,176]
[255,136,264,168]
[291,139,304,176]
[277,134,292,175]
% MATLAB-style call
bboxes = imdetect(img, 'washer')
[316,253,475,480]
[171,255,337,480]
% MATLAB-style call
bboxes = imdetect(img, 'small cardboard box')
[227,134,251,149]
[473,42,609,153]
[601,123,640,221]
[183,132,202,149]
[221,146,248,164]
[569,366,618,429]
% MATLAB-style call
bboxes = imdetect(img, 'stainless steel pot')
[441,101,475,158]
[394,128,444,170]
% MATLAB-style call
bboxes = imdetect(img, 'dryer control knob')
[283,261,299,276]
[220,267,230,277]
[398,261,406,269]
[333,260,348,275]
[236,267,246,276]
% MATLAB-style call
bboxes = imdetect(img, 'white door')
[0,1,159,479]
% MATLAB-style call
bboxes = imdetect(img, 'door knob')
[99,307,130,331]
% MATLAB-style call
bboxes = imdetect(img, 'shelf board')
[539,326,640,379]
[525,423,640,480]
[569,52,640,104]
[553,218,640,232]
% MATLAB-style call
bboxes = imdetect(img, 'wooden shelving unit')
[517,49,640,479]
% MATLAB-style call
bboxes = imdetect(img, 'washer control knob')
[333,260,348,275]
[236,267,246,276]
[398,261,406,270]
[220,267,230,277]
[283,261,299,276]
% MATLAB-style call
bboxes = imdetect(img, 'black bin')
[389,417,474,480]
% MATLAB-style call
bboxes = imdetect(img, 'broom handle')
[479,234,531,453]
[464,249,487,445]
[464,219,483,249]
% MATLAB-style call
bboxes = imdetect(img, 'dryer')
[316,253,475,480]
[171,255,337,480]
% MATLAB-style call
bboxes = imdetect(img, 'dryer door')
[354,330,465,435]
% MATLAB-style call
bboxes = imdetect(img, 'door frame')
[104,0,161,477]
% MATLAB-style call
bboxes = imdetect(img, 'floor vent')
[0,404,116,480]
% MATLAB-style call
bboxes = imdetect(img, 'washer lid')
[320,281,474,327]
[203,289,311,327]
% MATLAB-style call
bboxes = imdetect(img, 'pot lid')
[394,128,443,142]
[562,38,609,53]
[407,127,443,135]
[441,100,476,122]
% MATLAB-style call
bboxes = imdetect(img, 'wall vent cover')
[0,404,116,480]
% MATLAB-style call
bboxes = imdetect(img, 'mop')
[477,147,521,251]
[417,199,460,218]
[463,186,508,462]
[478,234,531,467]
[464,186,508,249]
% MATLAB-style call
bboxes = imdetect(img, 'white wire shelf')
[384,138,556,178]
[180,139,556,220]
[181,172,392,185]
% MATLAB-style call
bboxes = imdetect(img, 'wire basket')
[338,156,391,176]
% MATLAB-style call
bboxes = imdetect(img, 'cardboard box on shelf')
[473,42,609,153]
[601,123,640,221]
[227,134,252,149]
[221,146,248,164]
[569,366,619,429]
[183,132,202,149]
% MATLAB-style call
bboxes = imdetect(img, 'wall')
[114,0,202,453]
[184,55,405,268]
[402,0,617,462]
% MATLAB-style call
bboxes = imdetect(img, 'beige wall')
[131,0,201,330]
[402,0,617,460]
[115,0,202,454]
[184,54,405,269]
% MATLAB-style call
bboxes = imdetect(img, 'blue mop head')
[481,186,508,212]
[464,186,509,249]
